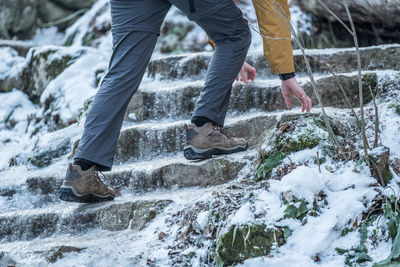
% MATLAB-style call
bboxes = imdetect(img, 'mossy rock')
[259,113,330,161]
[21,46,86,103]
[388,101,400,116]
[216,224,284,265]
[369,146,393,186]
[96,200,172,231]
[44,246,85,263]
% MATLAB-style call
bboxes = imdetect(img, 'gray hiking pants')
[75,0,251,170]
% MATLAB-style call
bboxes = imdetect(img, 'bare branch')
[316,0,354,35]
[258,0,342,154]
[326,63,360,125]
[368,85,380,148]
[342,0,370,164]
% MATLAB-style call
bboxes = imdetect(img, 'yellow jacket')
[208,0,294,74]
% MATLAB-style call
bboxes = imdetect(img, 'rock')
[0,47,25,93]
[216,224,284,265]
[298,0,400,47]
[96,200,172,231]
[0,40,35,56]
[260,114,329,159]
[0,0,95,40]
[302,72,378,108]
[115,114,277,162]
[28,137,71,168]
[151,158,246,189]
[0,212,60,242]
[369,146,393,187]
[0,0,38,39]
[257,113,357,180]
[51,0,97,10]
[37,1,76,30]
[44,245,85,263]
[299,0,400,29]
[26,176,61,194]
[147,53,210,80]
[21,46,86,103]
[156,20,195,53]
[64,1,111,47]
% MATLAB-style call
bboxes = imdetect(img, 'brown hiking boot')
[183,122,248,160]
[58,164,116,203]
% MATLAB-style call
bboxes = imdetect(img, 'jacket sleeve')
[252,0,295,74]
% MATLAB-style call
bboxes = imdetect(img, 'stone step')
[116,111,278,162]
[125,71,380,122]
[22,152,250,196]
[0,152,252,215]
[0,198,173,242]
[147,44,400,80]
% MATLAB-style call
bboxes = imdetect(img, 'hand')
[281,77,312,112]
[236,61,256,84]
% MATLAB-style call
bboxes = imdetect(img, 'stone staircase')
[0,44,399,265]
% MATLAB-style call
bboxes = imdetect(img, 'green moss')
[255,151,286,181]
[362,72,378,103]
[64,30,78,46]
[260,115,328,160]
[82,32,97,46]
[387,102,400,116]
[216,224,284,265]
[396,106,400,116]
[382,169,393,186]
[276,130,322,154]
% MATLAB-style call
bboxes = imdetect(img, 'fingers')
[306,97,312,112]
[299,96,312,112]
[241,69,249,83]
[237,62,256,84]
[283,93,292,109]
[248,66,256,81]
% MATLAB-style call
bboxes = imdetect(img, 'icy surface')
[0,1,399,266]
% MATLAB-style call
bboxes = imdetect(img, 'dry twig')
[326,64,360,125]
[342,0,370,165]
[368,86,379,148]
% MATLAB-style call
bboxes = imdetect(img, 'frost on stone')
[22,45,87,103]
[216,224,284,266]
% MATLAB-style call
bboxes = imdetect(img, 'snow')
[0,47,25,80]
[196,211,209,231]
[0,90,39,170]
[29,27,64,46]
[39,49,107,122]
[0,1,399,266]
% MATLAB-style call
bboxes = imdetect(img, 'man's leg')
[59,0,171,203]
[75,0,171,171]
[170,0,252,159]
[172,0,251,126]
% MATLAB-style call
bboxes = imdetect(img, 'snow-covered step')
[0,197,173,242]
[0,151,252,214]
[147,44,400,80]
[25,152,250,195]
[116,111,278,162]
[126,71,380,122]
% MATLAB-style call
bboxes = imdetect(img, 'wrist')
[279,72,295,80]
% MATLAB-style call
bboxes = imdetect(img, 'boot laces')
[93,168,111,190]
[211,122,232,139]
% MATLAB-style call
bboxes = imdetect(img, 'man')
[59,0,311,203]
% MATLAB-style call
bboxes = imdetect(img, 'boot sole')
[183,144,248,160]
[58,187,114,203]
